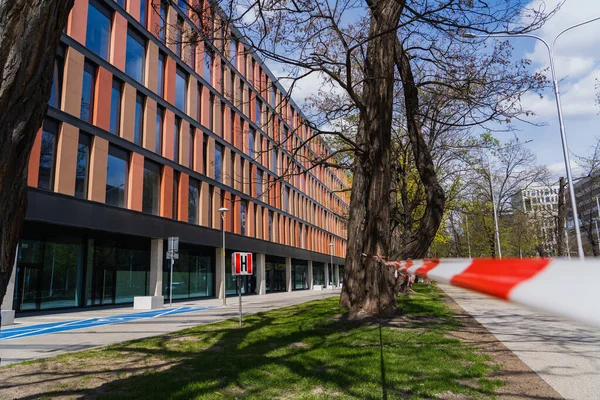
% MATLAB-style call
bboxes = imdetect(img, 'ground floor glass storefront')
[313,262,325,286]
[292,259,309,290]
[163,245,215,301]
[265,256,286,293]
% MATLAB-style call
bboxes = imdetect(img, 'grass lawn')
[2,284,502,399]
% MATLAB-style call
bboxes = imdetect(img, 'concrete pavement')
[0,289,340,366]
[441,284,600,400]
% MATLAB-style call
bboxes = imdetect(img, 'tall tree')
[0,0,74,325]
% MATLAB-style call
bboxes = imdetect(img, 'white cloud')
[547,161,585,179]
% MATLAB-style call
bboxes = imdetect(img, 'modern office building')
[511,184,559,255]
[1,0,349,314]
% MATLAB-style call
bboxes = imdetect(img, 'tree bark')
[392,40,446,260]
[0,0,74,326]
[340,0,404,317]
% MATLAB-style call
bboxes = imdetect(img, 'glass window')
[229,153,235,186]
[176,18,183,58]
[203,134,208,174]
[249,129,255,158]
[38,119,58,191]
[173,170,179,219]
[49,45,65,108]
[110,78,122,135]
[271,85,276,107]
[208,185,213,228]
[241,200,247,235]
[155,106,164,154]
[189,44,196,70]
[81,61,96,123]
[256,99,261,124]
[40,238,84,309]
[134,93,145,145]
[158,52,165,97]
[209,93,214,131]
[197,83,203,122]
[142,160,161,215]
[189,127,195,169]
[204,49,212,84]
[189,178,199,224]
[174,117,181,162]
[230,39,237,66]
[86,0,111,60]
[268,211,273,241]
[175,67,187,111]
[139,0,147,27]
[284,186,289,212]
[126,28,146,84]
[114,0,124,7]
[256,169,262,198]
[159,2,167,43]
[215,143,223,183]
[106,146,128,208]
[271,148,277,173]
[75,133,91,199]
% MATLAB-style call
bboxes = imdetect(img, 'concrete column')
[216,247,226,300]
[308,260,314,290]
[256,253,266,295]
[149,238,163,296]
[324,262,330,289]
[334,264,340,288]
[1,249,17,326]
[285,257,292,292]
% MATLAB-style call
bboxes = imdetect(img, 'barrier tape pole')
[378,257,600,329]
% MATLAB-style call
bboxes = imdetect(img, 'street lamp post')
[219,207,228,306]
[463,16,600,260]
[329,242,334,288]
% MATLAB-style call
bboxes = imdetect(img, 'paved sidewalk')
[441,284,600,400]
[0,289,340,366]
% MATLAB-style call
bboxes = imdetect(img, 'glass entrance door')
[15,264,41,311]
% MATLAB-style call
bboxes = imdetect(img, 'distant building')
[511,184,560,255]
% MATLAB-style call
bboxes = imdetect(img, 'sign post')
[166,236,179,307]
[231,252,253,326]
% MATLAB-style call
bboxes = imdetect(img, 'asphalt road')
[441,284,600,400]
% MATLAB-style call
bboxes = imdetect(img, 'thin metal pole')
[170,258,173,307]
[488,157,502,259]
[222,215,226,306]
[238,276,242,326]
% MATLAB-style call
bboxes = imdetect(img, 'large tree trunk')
[392,40,446,259]
[340,0,404,317]
[0,0,74,327]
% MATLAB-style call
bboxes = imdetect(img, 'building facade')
[1,0,349,313]
[511,184,559,255]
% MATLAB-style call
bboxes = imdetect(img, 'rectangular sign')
[231,252,253,275]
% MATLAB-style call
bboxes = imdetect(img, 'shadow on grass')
[10,285,501,400]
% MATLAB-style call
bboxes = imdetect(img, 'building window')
[256,169,263,198]
[271,85,276,107]
[189,127,195,169]
[155,106,164,154]
[209,93,214,131]
[175,67,187,111]
[203,134,208,174]
[81,61,96,123]
[208,185,214,228]
[158,52,165,97]
[268,211,273,241]
[215,143,223,183]
[197,83,203,123]
[126,27,146,84]
[284,186,289,212]
[38,119,58,191]
[49,45,65,108]
[189,44,196,70]
[86,0,111,60]
[173,170,179,219]
[230,39,237,66]
[176,17,183,58]
[75,133,91,199]
[134,93,145,145]
[189,178,199,224]
[110,78,122,135]
[204,49,213,84]
[142,160,161,215]
[229,153,235,186]
[159,2,167,43]
[139,0,147,27]
[256,99,261,125]
[271,148,277,173]
[174,117,181,163]
[106,145,128,208]
[249,129,255,158]
[241,200,247,235]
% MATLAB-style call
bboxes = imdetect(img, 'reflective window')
[49,45,65,108]
[284,186,290,212]
[215,143,223,183]
[230,39,237,66]
[240,200,247,236]
[114,0,124,6]
[159,2,166,42]
[176,17,183,58]
[189,44,196,70]
[139,0,147,27]
[271,85,276,107]
[203,135,208,174]
[86,0,111,60]
[208,185,213,228]
[134,93,145,145]
[249,129,255,158]
[81,61,96,123]
[188,178,199,224]
[256,169,263,198]
[256,99,261,125]
[189,127,195,169]
[155,106,164,154]
[162,248,215,300]
[175,67,187,111]
[142,160,161,215]
[110,78,122,135]
[75,133,91,199]
[174,117,181,162]
[204,49,212,84]
[38,119,58,191]
[158,52,165,97]
[106,146,128,208]
[209,93,214,130]
[268,211,273,241]
[197,83,202,122]
[126,28,146,83]
[173,170,179,219]
[39,238,84,309]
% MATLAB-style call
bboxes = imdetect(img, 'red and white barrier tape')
[382,258,600,329]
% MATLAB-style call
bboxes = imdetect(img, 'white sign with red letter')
[232,252,253,275]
